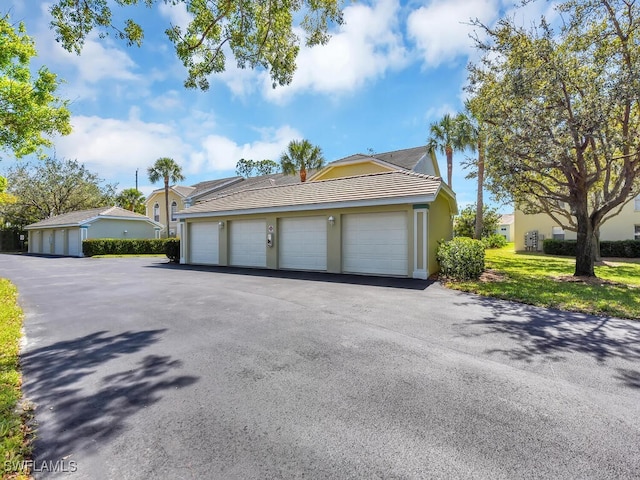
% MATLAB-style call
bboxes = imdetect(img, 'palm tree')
[427,113,469,189]
[280,139,325,182]
[147,157,185,237]
[115,187,145,214]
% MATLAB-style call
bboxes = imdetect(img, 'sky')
[2,0,558,211]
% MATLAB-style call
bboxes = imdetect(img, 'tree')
[235,158,279,177]
[427,113,470,189]
[467,0,640,277]
[1,157,116,228]
[147,157,185,236]
[49,0,344,91]
[0,14,71,158]
[457,106,489,240]
[454,204,501,239]
[280,139,325,182]
[115,188,145,215]
[0,176,16,205]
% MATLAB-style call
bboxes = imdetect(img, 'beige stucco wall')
[146,190,185,236]
[86,218,157,239]
[427,194,455,275]
[515,196,640,250]
[183,195,455,277]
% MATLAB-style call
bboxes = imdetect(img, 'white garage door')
[68,229,80,257]
[343,212,408,276]
[190,222,219,265]
[31,231,41,254]
[279,216,327,271]
[54,230,65,255]
[230,219,266,267]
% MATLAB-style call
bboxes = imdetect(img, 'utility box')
[525,230,539,251]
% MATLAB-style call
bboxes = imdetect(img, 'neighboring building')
[176,147,457,279]
[25,206,163,257]
[514,194,640,251]
[496,213,515,242]
[145,185,196,237]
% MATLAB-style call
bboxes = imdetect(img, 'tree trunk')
[300,168,307,183]
[474,139,484,240]
[164,177,170,239]
[574,209,596,277]
[445,146,453,188]
[594,226,601,262]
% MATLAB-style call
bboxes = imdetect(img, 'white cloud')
[407,0,500,68]
[259,0,407,103]
[54,114,189,177]
[54,112,300,179]
[158,1,192,31]
[148,90,184,111]
[200,126,302,171]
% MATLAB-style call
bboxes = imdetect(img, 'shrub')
[165,238,180,263]
[543,239,640,258]
[542,239,577,256]
[82,238,172,257]
[437,237,485,280]
[481,234,508,249]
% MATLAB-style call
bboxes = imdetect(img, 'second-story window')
[171,201,178,221]
[153,203,160,222]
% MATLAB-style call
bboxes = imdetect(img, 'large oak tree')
[467,0,640,277]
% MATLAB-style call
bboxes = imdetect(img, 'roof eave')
[176,194,438,219]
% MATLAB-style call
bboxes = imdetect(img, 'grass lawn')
[0,279,31,479]
[445,245,640,319]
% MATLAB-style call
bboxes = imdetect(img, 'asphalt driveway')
[2,254,639,479]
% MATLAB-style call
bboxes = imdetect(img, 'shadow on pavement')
[147,262,436,290]
[453,296,640,389]
[21,330,199,462]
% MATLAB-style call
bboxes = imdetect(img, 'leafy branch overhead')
[49,0,344,90]
[0,14,71,158]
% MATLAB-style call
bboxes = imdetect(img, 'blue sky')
[3,0,557,211]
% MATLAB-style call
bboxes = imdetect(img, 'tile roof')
[500,213,515,225]
[189,176,243,198]
[194,172,305,202]
[26,206,155,228]
[179,170,443,216]
[329,146,428,171]
[148,185,196,198]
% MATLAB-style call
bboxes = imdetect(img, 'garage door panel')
[190,222,219,265]
[343,212,407,276]
[31,232,40,254]
[54,230,65,255]
[68,230,80,257]
[230,220,266,267]
[279,217,327,271]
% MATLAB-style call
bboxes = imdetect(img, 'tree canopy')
[0,14,71,159]
[1,157,116,228]
[454,204,501,239]
[427,113,471,189]
[280,139,325,182]
[467,0,640,276]
[235,158,279,177]
[49,0,344,90]
[115,188,146,215]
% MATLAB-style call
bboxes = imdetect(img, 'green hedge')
[543,239,640,258]
[437,237,485,280]
[83,238,174,257]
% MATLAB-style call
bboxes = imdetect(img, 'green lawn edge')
[443,245,640,320]
[0,279,31,479]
